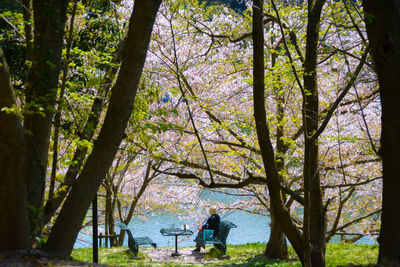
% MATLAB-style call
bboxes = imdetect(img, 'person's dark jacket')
[203,214,221,236]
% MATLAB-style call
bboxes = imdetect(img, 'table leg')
[171,235,180,256]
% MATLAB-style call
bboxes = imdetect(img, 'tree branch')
[311,46,369,141]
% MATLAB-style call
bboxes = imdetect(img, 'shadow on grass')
[203,247,300,266]
[223,254,300,267]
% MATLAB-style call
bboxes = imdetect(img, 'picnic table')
[160,227,193,256]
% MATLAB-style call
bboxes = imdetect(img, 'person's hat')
[209,207,217,215]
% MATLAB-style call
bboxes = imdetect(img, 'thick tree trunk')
[22,0,32,58]
[24,0,68,237]
[43,0,162,256]
[42,38,125,227]
[252,0,304,263]
[265,72,288,260]
[0,47,30,250]
[363,1,400,264]
[265,213,288,259]
[302,1,327,266]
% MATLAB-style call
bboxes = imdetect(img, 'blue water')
[74,188,376,249]
[74,210,270,248]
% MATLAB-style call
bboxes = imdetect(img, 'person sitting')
[192,207,221,252]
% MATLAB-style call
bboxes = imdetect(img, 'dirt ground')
[0,247,214,267]
[0,250,107,267]
[145,246,206,262]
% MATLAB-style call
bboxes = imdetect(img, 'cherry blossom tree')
[126,0,380,264]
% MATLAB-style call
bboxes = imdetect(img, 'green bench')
[117,222,157,258]
[197,220,237,257]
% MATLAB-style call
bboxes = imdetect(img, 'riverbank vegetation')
[71,243,378,266]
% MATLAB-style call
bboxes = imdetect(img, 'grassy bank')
[71,243,378,266]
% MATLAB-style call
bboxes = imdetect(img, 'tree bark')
[43,0,162,256]
[0,47,30,250]
[363,0,400,264]
[265,213,288,259]
[24,0,68,237]
[265,55,288,260]
[252,0,304,263]
[303,1,327,266]
[22,0,32,58]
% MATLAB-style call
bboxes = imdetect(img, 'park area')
[70,243,378,266]
[1,0,400,266]
[0,243,378,266]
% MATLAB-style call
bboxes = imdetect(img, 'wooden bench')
[117,222,157,258]
[198,220,237,257]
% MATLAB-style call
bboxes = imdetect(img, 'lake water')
[74,209,271,248]
[75,188,271,248]
[74,189,375,249]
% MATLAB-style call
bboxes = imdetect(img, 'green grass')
[71,243,378,266]
[325,243,378,266]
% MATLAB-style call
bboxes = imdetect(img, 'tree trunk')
[43,0,162,256]
[302,1,327,266]
[0,47,30,250]
[109,194,117,247]
[265,213,288,259]
[24,0,68,237]
[363,0,400,264]
[252,0,304,263]
[265,63,288,260]
[105,187,116,247]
